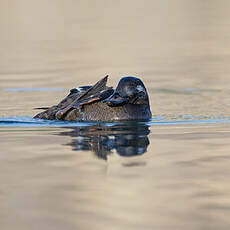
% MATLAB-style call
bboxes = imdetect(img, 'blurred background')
[1,0,230,117]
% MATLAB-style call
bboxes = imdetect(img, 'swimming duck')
[33,76,152,121]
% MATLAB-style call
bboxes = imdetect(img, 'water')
[1,1,230,229]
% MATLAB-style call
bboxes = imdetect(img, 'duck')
[33,75,152,121]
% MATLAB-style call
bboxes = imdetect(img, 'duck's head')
[104,76,150,107]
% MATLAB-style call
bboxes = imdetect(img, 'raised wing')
[55,75,113,120]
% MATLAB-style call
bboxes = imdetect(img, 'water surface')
[1,1,230,230]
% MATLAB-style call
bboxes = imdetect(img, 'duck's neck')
[124,104,151,119]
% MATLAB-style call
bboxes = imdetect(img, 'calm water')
[1,1,230,229]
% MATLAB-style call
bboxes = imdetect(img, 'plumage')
[34,75,152,121]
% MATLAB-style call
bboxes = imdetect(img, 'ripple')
[0,115,230,127]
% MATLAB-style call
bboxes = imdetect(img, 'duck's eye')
[136,85,146,97]
[137,85,145,93]
[138,91,146,98]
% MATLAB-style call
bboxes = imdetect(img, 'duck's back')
[33,86,91,120]
[64,102,151,121]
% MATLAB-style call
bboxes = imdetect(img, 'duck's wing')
[34,86,91,110]
[33,107,50,110]
[67,86,92,96]
[34,77,107,120]
[33,84,92,119]
[56,75,114,120]
[75,75,109,101]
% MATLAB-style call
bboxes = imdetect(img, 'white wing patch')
[75,87,84,92]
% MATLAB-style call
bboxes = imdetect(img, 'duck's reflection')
[58,123,150,160]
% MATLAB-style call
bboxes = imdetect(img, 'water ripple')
[0,115,230,127]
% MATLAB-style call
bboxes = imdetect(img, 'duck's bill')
[103,94,128,106]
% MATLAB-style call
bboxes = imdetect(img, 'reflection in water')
[2,0,230,229]
[58,122,150,160]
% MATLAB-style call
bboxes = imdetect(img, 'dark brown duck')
[34,76,152,121]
